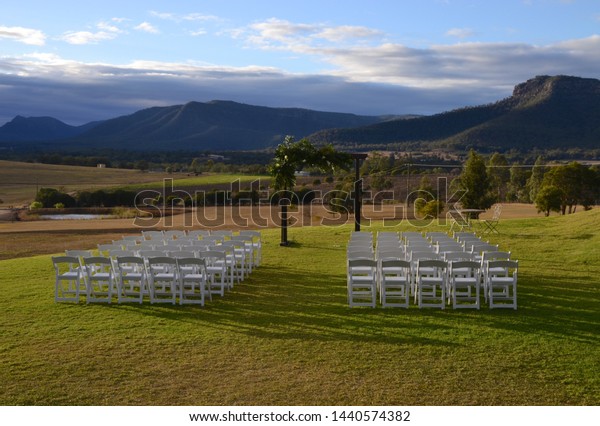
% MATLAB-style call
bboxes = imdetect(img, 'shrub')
[29,201,43,210]
[53,203,65,209]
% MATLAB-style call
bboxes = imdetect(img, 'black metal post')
[351,153,368,232]
[280,203,288,246]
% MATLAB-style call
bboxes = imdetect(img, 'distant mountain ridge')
[308,75,600,151]
[0,116,100,142]
[0,100,398,150]
[1,75,599,153]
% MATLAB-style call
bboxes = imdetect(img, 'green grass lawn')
[0,210,599,405]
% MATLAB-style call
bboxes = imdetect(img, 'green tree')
[487,153,510,202]
[134,159,149,171]
[268,136,351,245]
[35,188,76,208]
[535,185,562,216]
[456,150,493,213]
[527,156,546,202]
[507,163,531,203]
[542,162,591,214]
[414,175,444,218]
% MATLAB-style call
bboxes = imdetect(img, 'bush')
[416,199,445,219]
[53,203,65,209]
[35,188,76,208]
[29,201,43,210]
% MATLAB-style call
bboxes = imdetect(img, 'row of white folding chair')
[349,250,446,309]
[415,259,517,309]
[133,230,262,267]
[53,254,219,306]
[112,238,255,280]
[73,246,232,295]
[348,257,513,309]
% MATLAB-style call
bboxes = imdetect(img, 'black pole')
[354,161,361,232]
[351,153,368,232]
[280,203,289,246]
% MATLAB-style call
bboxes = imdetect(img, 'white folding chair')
[202,250,229,296]
[187,229,211,240]
[52,256,82,303]
[347,259,377,308]
[146,257,178,304]
[142,230,164,240]
[487,260,518,310]
[416,259,448,309]
[480,204,502,235]
[449,260,481,309]
[240,230,262,267]
[115,256,147,304]
[379,259,411,308]
[164,230,186,240]
[177,257,210,306]
[83,256,116,304]
[481,251,511,301]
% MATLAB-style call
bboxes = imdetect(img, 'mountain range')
[0,101,397,151]
[309,75,600,152]
[1,75,599,153]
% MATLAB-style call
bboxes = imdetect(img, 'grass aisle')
[0,211,599,405]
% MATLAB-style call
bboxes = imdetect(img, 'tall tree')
[527,156,546,203]
[507,162,531,203]
[535,185,563,216]
[487,153,510,202]
[456,150,493,213]
[540,162,595,214]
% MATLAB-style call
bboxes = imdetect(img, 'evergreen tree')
[456,150,493,213]
[527,156,546,202]
[507,163,531,203]
[487,153,510,202]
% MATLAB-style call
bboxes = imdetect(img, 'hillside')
[0,116,99,142]
[309,75,600,152]
[57,100,393,151]
[2,75,599,153]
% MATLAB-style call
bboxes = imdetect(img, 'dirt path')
[0,204,542,260]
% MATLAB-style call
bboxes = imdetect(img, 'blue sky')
[1,0,600,125]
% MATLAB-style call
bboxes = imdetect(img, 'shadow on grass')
[105,265,461,347]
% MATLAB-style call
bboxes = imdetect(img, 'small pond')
[39,214,112,220]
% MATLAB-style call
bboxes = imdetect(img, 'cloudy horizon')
[1,1,600,125]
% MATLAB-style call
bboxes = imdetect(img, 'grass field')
[0,160,267,206]
[0,210,598,405]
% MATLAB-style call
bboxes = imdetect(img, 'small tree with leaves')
[269,136,351,245]
[535,185,562,216]
[455,150,493,215]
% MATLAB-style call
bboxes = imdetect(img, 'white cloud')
[135,22,159,34]
[0,25,46,46]
[241,18,383,51]
[97,21,122,33]
[445,27,475,39]
[60,30,117,45]
[182,13,221,22]
[60,21,124,45]
[150,11,220,22]
[313,25,382,42]
[2,34,600,124]
[190,29,207,36]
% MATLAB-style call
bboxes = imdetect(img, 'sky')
[1,0,600,125]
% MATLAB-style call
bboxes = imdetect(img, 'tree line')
[454,151,600,216]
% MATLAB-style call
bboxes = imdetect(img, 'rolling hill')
[0,100,396,151]
[0,116,100,142]
[308,75,600,152]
